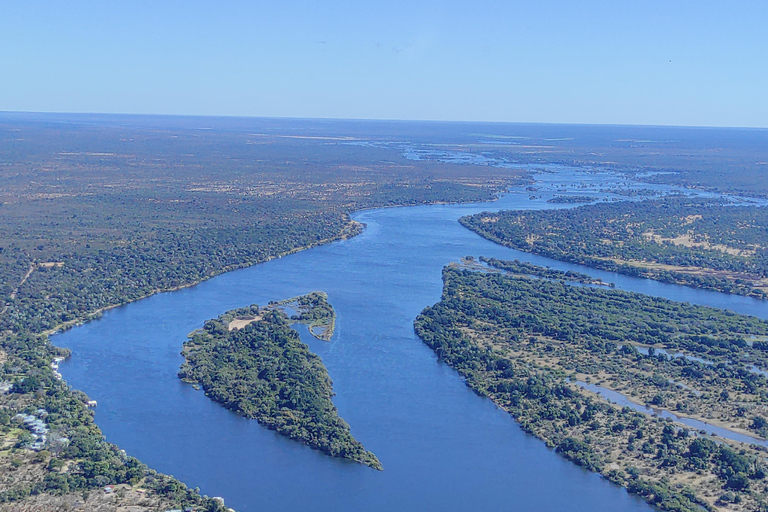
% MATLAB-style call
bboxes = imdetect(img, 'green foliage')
[627,478,711,512]
[179,304,381,470]
[461,198,768,298]
[414,263,768,512]
[556,437,603,471]
[479,257,602,284]
[546,195,595,204]
[292,292,335,325]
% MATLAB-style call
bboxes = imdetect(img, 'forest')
[2,116,767,510]
[415,263,768,512]
[0,118,524,508]
[461,198,768,298]
[0,331,229,511]
[178,299,381,469]
[0,119,523,334]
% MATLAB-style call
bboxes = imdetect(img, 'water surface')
[55,170,768,512]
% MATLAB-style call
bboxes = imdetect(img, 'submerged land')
[416,262,768,512]
[179,294,380,469]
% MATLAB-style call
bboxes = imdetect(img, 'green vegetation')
[0,332,229,511]
[415,263,768,512]
[546,195,595,203]
[0,118,526,507]
[478,256,609,285]
[179,299,381,469]
[272,292,336,341]
[461,198,768,298]
[600,188,663,198]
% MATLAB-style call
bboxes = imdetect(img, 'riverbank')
[39,217,363,338]
[415,264,768,512]
[0,215,368,510]
[179,302,381,470]
[1,182,520,509]
[459,198,768,299]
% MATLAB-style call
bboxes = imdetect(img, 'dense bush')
[179,303,381,469]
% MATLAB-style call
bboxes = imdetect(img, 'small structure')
[14,412,50,451]
[50,358,65,380]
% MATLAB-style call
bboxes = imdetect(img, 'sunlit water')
[54,169,768,512]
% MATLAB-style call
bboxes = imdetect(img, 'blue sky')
[1,1,766,127]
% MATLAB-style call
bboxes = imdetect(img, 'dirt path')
[1,261,36,317]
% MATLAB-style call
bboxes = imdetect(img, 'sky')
[1,1,767,127]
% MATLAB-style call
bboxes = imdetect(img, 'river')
[53,168,768,512]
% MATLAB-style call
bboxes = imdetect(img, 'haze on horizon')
[1,1,767,128]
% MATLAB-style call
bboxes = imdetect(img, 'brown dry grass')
[228,315,262,331]
[0,484,175,512]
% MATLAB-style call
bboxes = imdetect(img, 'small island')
[270,291,336,341]
[545,194,596,204]
[179,293,381,470]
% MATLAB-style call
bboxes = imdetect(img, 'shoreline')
[41,215,364,338]
[460,223,768,301]
[41,184,514,339]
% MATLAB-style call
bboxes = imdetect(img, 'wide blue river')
[54,169,768,512]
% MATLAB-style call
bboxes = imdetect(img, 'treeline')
[2,210,355,334]
[0,332,227,510]
[179,305,381,470]
[479,257,605,285]
[546,195,595,204]
[460,198,768,298]
[415,264,768,511]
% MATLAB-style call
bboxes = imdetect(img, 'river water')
[54,169,768,512]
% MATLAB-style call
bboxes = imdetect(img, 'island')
[545,194,596,204]
[178,293,381,470]
[460,197,768,298]
[416,261,768,511]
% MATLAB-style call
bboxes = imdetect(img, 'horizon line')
[1,109,767,131]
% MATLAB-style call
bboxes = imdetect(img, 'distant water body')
[51,125,768,512]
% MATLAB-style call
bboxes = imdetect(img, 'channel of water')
[54,169,768,512]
